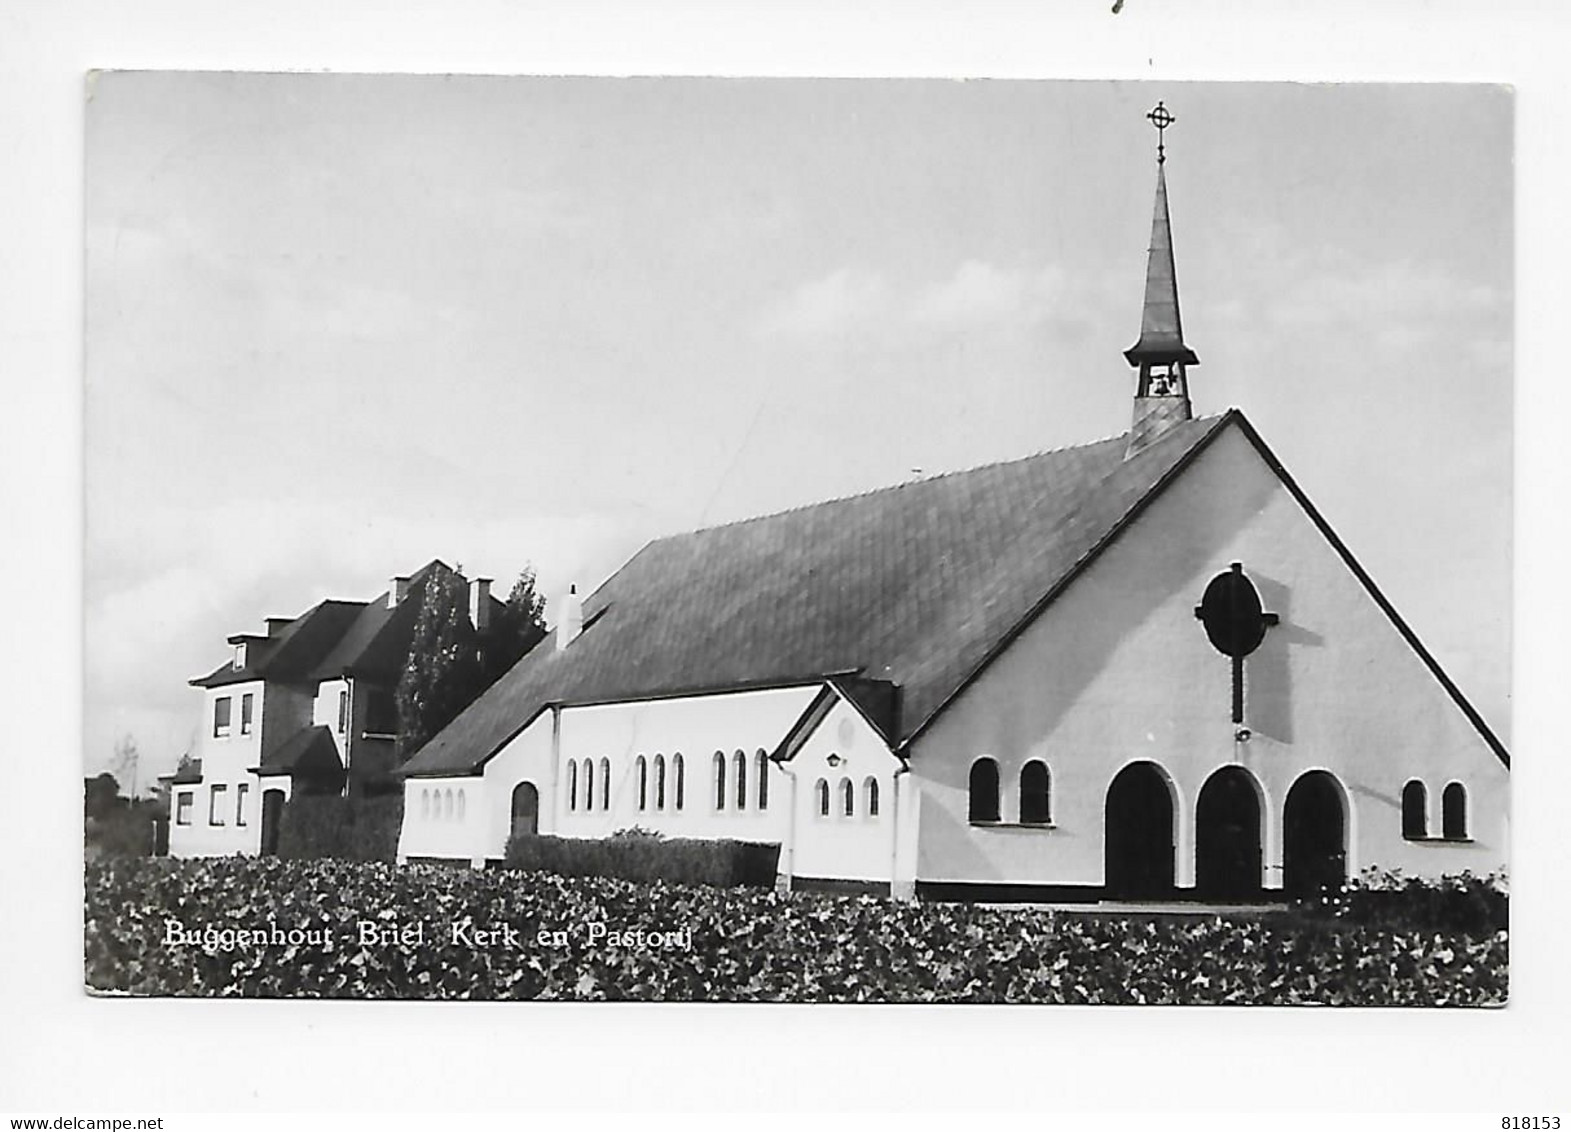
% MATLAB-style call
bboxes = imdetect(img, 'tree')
[84,772,121,820]
[395,566,483,762]
[481,566,549,685]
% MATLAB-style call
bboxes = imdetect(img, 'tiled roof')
[190,600,367,688]
[401,414,1233,777]
[254,725,341,775]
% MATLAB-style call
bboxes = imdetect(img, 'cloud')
[756,261,1110,342]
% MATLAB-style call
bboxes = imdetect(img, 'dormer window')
[234,642,247,670]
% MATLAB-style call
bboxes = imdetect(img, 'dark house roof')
[253,725,342,777]
[402,414,1240,778]
[188,560,501,690]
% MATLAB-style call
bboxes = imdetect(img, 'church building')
[394,107,1509,901]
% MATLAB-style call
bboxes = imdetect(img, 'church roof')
[400,413,1234,777]
[1125,161,1199,367]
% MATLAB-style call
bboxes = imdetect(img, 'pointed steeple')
[1125,102,1197,458]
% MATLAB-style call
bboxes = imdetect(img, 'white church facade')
[393,112,1509,901]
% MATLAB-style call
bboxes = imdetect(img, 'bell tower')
[1124,101,1198,458]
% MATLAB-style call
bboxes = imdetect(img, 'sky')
[83,75,1513,783]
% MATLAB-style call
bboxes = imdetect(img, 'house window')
[236,783,249,826]
[1401,780,1427,839]
[637,756,648,811]
[176,791,193,826]
[240,693,254,736]
[815,778,830,818]
[756,749,769,811]
[337,689,349,734]
[734,750,748,811]
[1442,783,1468,840]
[567,761,579,812]
[1020,761,1051,824]
[673,753,685,811]
[840,777,855,818]
[600,757,611,811]
[969,758,1000,823]
[655,754,667,810]
[713,751,727,811]
[213,697,232,738]
[865,777,880,818]
[209,784,228,826]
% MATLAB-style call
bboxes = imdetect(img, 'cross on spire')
[1146,100,1175,164]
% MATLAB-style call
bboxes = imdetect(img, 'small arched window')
[421,789,430,819]
[636,756,648,811]
[1020,760,1051,824]
[673,753,685,811]
[600,757,611,811]
[444,789,454,820]
[969,758,1001,823]
[756,749,769,810]
[456,790,466,821]
[865,776,880,818]
[1443,782,1468,840]
[840,777,855,818]
[655,754,667,810]
[567,761,578,812]
[1402,779,1428,839]
[815,778,830,818]
[734,750,748,811]
[713,751,727,811]
[582,760,594,814]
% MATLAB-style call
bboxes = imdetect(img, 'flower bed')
[85,857,1507,1004]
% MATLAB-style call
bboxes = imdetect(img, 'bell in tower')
[1125,102,1198,459]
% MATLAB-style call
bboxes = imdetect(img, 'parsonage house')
[169,561,501,858]
[391,126,1510,901]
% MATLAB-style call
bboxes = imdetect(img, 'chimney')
[389,576,410,610]
[556,584,583,651]
[469,577,493,633]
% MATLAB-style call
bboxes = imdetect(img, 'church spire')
[1125,101,1197,458]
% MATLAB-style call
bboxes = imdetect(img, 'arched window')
[456,790,466,821]
[969,758,1001,823]
[815,778,830,818]
[1443,782,1468,840]
[655,754,667,810]
[865,776,880,818]
[734,750,748,810]
[444,789,454,820]
[567,761,578,812]
[1402,779,1427,839]
[636,756,648,811]
[713,751,727,811]
[673,753,685,811]
[582,760,594,814]
[421,789,430,819]
[840,777,855,818]
[756,749,769,810]
[1020,760,1051,824]
[600,757,611,811]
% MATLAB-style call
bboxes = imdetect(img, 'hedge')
[503,827,780,888]
[85,857,1507,1004]
[1292,868,1508,935]
[277,794,403,863]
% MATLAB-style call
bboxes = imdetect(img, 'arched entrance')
[510,781,540,839]
[259,789,286,857]
[1104,762,1175,899]
[1283,770,1347,899]
[1195,767,1262,901]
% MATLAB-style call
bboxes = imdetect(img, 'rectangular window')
[337,689,349,733]
[176,792,193,826]
[209,784,228,825]
[213,697,232,738]
[236,783,249,826]
[234,642,247,670]
[240,693,254,736]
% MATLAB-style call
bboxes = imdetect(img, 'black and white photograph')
[78,73,1514,1007]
